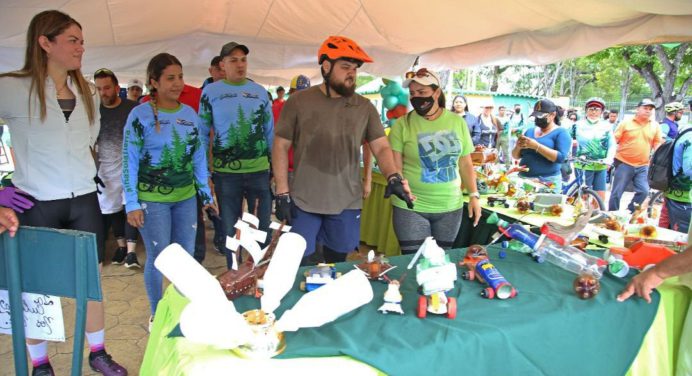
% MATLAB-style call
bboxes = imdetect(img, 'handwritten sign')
[0,290,65,341]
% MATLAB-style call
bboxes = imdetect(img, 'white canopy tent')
[0,0,690,86]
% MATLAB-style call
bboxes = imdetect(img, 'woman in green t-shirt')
[388,68,480,254]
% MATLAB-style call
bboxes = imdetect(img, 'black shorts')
[17,192,105,263]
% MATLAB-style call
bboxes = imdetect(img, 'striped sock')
[85,329,105,353]
[27,341,49,367]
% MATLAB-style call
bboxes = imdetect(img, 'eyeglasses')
[405,68,431,79]
[93,68,115,77]
[586,107,602,112]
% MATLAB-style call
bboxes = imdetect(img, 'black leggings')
[17,192,105,263]
[102,210,139,248]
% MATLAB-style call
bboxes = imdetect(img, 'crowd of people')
[0,9,689,376]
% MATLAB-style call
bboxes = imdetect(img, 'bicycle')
[562,157,606,215]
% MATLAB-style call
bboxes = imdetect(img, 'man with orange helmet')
[273,36,413,265]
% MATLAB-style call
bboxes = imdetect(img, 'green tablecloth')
[141,245,665,376]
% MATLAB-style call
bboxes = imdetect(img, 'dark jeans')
[212,170,272,269]
[193,195,206,263]
[608,160,649,212]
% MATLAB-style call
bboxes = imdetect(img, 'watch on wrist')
[469,192,481,199]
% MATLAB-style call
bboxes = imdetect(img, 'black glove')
[384,173,414,209]
[275,193,294,224]
[94,176,105,194]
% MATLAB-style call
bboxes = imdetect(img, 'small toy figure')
[414,238,458,319]
[300,263,341,292]
[573,274,600,299]
[378,280,404,315]
[355,250,397,280]
[516,199,530,213]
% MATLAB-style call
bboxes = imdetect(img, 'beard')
[330,77,356,97]
[101,94,118,107]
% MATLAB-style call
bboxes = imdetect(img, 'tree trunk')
[619,67,632,122]
[546,62,562,98]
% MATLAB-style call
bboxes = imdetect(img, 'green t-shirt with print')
[388,110,474,213]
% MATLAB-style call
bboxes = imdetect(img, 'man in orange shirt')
[608,99,663,212]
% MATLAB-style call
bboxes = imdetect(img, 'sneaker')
[111,247,127,264]
[32,363,55,376]
[124,252,141,269]
[89,350,127,375]
[148,315,154,333]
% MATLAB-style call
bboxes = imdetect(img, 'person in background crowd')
[658,121,691,233]
[93,68,141,268]
[608,109,619,127]
[475,101,502,148]
[201,55,225,89]
[123,53,214,331]
[509,103,525,153]
[512,99,571,193]
[608,99,663,212]
[389,68,480,254]
[272,35,412,265]
[0,10,127,375]
[661,101,685,140]
[127,78,144,102]
[496,105,512,167]
[199,41,274,270]
[289,74,310,95]
[272,86,286,122]
[450,95,479,143]
[603,109,610,121]
[570,97,616,201]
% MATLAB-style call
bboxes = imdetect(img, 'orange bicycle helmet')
[318,36,374,65]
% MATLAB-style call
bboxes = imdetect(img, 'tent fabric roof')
[0,0,690,86]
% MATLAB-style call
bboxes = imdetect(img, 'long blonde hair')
[0,10,96,124]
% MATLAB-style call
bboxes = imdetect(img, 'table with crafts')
[140,243,690,375]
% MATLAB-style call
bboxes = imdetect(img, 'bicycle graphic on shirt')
[213,148,242,170]
[138,169,174,195]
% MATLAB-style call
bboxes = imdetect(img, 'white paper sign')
[0,290,65,341]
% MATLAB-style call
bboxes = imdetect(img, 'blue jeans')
[138,197,197,316]
[212,170,272,269]
[608,161,649,212]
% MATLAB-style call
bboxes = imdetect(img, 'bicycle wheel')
[647,190,664,218]
[138,182,153,192]
[158,185,174,195]
[569,188,605,214]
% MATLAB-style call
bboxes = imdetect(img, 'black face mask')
[535,117,549,129]
[410,96,435,116]
[515,108,521,114]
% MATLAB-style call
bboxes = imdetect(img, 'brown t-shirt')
[276,86,385,214]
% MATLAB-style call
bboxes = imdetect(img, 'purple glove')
[0,187,34,213]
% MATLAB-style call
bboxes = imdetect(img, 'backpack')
[648,127,692,191]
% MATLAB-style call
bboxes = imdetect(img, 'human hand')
[204,202,220,220]
[127,209,145,228]
[616,268,664,303]
[468,197,482,227]
[275,194,294,224]
[384,173,415,209]
[0,207,19,237]
[0,187,34,213]
[362,178,372,199]
[94,175,105,194]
